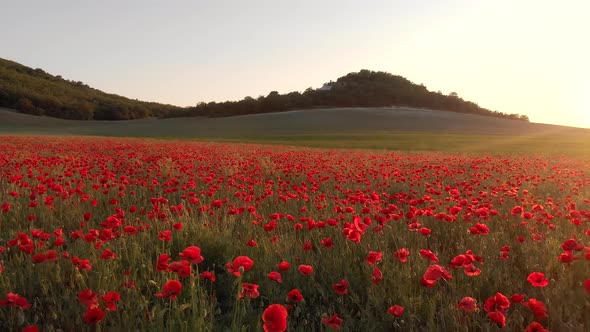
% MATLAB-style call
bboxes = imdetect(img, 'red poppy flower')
[524,321,549,332]
[463,263,481,277]
[345,229,362,243]
[21,326,39,332]
[510,293,525,303]
[84,306,105,325]
[179,246,204,264]
[557,251,579,263]
[226,256,255,277]
[262,304,288,332]
[450,255,468,268]
[388,305,404,317]
[419,249,439,262]
[366,251,383,265]
[298,264,313,276]
[333,279,349,295]
[267,271,282,283]
[32,253,47,263]
[322,313,343,330]
[523,298,548,319]
[421,264,452,288]
[419,228,431,236]
[394,248,410,263]
[468,223,489,235]
[0,293,32,309]
[561,238,578,251]
[321,237,334,248]
[277,261,290,271]
[584,279,590,294]
[527,272,549,287]
[487,311,506,327]
[101,292,121,311]
[458,297,478,312]
[154,280,182,300]
[1,202,11,213]
[239,283,260,299]
[100,249,117,260]
[372,267,383,285]
[156,254,171,272]
[158,230,172,242]
[78,289,98,308]
[484,292,510,313]
[511,206,523,215]
[168,260,191,278]
[287,289,304,303]
[200,271,216,282]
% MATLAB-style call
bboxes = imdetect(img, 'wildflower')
[200,271,216,282]
[487,311,506,328]
[179,246,204,264]
[267,271,282,283]
[333,280,349,295]
[458,297,478,312]
[388,305,404,317]
[226,256,254,277]
[372,267,383,285]
[394,248,410,263]
[298,264,313,276]
[0,293,32,309]
[524,322,549,332]
[84,307,106,325]
[262,304,288,332]
[154,280,182,300]
[366,251,383,265]
[101,292,121,311]
[322,313,343,330]
[484,292,510,313]
[287,289,304,303]
[527,272,549,287]
[421,264,452,288]
[239,283,260,299]
[277,261,290,271]
[523,298,548,319]
[419,249,439,262]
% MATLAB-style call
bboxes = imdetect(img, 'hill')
[0,57,528,121]
[0,57,181,120]
[166,70,529,122]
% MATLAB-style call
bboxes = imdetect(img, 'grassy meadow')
[2,107,590,156]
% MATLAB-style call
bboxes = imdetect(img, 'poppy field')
[1,136,589,331]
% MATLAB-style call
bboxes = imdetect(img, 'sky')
[1,0,589,128]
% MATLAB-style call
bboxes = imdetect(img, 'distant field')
[1,107,589,155]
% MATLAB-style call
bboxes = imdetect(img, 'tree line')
[0,58,180,120]
[164,70,528,121]
[0,58,529,122]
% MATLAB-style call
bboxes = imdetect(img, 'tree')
[15,98,34,112]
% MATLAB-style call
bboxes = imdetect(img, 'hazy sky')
[2,0,589,127]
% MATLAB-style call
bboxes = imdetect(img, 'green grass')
[2,107,590,156]
[190,132,590,156]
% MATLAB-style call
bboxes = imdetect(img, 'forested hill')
[167,70,528,121]
[0,58,529,121]
[0,57,181,120]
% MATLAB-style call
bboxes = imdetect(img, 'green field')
[2,107,590,156]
